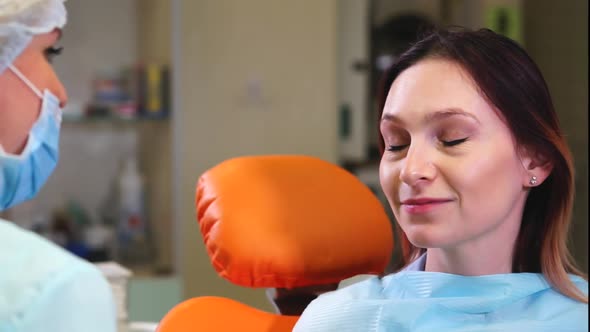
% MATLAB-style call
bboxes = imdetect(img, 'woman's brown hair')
[377,27,587,303]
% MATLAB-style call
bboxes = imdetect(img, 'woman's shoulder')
[568,274,588,295]
[295,271,588,332]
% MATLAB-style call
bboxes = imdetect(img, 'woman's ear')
[519,147,553,187]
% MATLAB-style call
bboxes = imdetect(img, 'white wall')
[337,0,370,162]
[177,0,338,310]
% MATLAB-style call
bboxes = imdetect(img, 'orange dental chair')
[157,155,394,331]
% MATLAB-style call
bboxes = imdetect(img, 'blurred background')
[0,0,586,323]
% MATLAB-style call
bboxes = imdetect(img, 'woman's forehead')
[384,59,485,118]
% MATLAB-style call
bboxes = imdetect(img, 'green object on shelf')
[128,276,182,323]
[485,5,522,44]
[339,103,352,139]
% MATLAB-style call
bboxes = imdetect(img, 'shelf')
[63,115,169,124]
[62,116,170,130]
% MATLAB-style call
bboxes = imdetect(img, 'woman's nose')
[399,145,436,186]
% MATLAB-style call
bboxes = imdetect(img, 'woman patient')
[294,27,588,331]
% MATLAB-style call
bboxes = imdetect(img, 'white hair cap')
[0,0,67,74]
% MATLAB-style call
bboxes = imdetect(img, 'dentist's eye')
[386,144,409,152]
[44,46,63,62]
[442,138,468,147]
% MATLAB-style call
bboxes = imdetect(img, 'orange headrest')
[157,297,299,332]
[196,155,393,289]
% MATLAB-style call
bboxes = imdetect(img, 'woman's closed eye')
[441,137,469,147]
[386,144,409,152]
[386,138,469,152]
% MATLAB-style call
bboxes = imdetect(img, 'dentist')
[0,1,116,331]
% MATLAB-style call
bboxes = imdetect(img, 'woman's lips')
[400,198,454,214]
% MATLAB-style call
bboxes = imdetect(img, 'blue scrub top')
[0,219,116,332]
[294,253,588,332]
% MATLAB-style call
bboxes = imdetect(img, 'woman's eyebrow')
[424,108,480,124]
[381,108,480,125]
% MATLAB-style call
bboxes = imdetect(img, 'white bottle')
[117,156,147,264]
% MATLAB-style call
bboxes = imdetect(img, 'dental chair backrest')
[157,155,394,331]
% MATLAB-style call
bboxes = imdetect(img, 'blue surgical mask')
[0,64,62,211]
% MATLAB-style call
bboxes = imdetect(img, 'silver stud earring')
[529,176,538,186]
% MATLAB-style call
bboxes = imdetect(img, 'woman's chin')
[405,228,454,249]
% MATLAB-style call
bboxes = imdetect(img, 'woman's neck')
[425,247,514,275]
[423,216,521,275]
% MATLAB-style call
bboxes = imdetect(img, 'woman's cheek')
[379,162,396,200]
